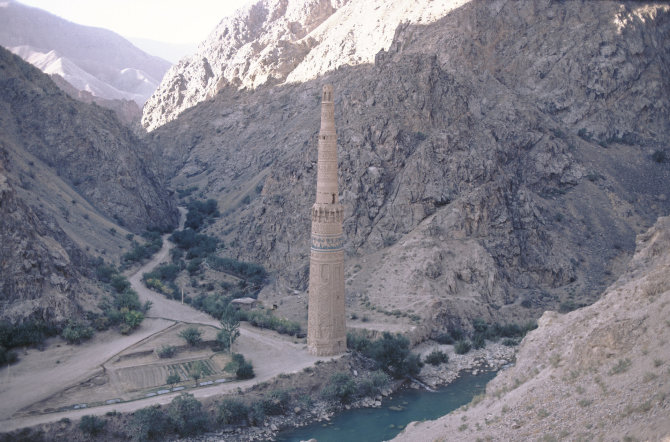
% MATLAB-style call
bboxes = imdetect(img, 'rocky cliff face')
[141,0,471,131]
[0,155,95,323]
[0,46,179,322]
[147,0,670,331]
[0,47,178,233]
[395,215,670,441]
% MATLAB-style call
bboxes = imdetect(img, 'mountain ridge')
[0,0,171,106]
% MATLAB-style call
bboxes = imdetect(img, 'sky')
[18,0,251,43]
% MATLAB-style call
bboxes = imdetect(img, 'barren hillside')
[146,0,670,334]
[396,215,670,441]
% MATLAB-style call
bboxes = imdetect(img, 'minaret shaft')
[307,85,346,356]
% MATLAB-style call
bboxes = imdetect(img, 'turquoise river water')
[276,370,496,442]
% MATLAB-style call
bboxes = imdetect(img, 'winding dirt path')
[0,207,324,432]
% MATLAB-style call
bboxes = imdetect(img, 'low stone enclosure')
[17,323,234,416]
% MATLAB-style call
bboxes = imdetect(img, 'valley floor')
[0,220,323,432]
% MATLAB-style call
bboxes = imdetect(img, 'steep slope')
[141,0,471,131]
[147,0,670,334]
[395,215,670,441]
[0,0,171,106]
[0,156,96,323]
[0,46,178,235]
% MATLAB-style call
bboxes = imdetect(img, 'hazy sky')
[18,0,251,44]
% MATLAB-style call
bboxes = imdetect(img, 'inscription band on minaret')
[307,84,346,356]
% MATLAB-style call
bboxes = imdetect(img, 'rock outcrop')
[0,46,178,322]
[0,46,178,233]
[395,215,670,441]
[141,0,471,131]
[0,155,94,323]
[0,0,171,106]
[147,0,670,330]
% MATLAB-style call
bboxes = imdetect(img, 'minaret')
[307,84,346,356]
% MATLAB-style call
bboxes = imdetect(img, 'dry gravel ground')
[395,216,670,442]
[0,221,323,432]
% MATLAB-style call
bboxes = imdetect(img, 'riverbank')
[0,337,516,442]
[185,340,516,441]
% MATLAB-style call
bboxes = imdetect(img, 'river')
[276,370,496,442]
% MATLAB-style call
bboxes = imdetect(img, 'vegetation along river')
[277,370,496,442]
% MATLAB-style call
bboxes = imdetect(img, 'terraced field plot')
[112,357,227,392]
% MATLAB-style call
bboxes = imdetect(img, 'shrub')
[502,338,520,346]
[472,333,486,349]
[258,390,290,415]
[321,372,357,404]
[425,350,449,366]
[237,361,255,380]
[248,401,266,426]
[157,345,177,359]
[454,340,472,355]
[358,370,391,396]
[218,398,249,425]
[167,373,180,386]
[79,415,106,436]
[227,353,255,379]
[0,346,18,365]
[61,322,94,345]
[434,333,454,345]
[367,332,422,378]
[167,393,209,436]
[179,327,202,346]
[132,406,171,441]
[652,150,666,163]
[347,331,372,352]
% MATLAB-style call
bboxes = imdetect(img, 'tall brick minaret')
[307,84,346,356]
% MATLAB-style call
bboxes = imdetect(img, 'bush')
[425,350,449,366]
[367,332,422,379]
[347,331,372,352]
[179,327,202,346]
[454,340,472,355]
[652,150,667,163]
[157,345,177,358]
[227,353,255,380]
[79,415,106,436]
[61,321,94,345]
[248,401,266,426]
[167,393,209,436]
[0,346,18,365]
[167,373,180,386]
[434,333,454,345]
[258,390,290,415]
[472,333,486,349]
[239,310,301,336]
[132,406,171,441]
[358,370,391,396]
[321,372,357,404]
[218,398,249,426]
[237,361,255,380]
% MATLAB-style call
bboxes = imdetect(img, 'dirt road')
[0,208,325,432]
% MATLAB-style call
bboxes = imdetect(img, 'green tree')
[179,327,202,346]
[79,415,106,436]
[189,360,206,386]
[167,373,180,387]
[167,393,209,436]
[131,406,170,441]
[217,306,240,353]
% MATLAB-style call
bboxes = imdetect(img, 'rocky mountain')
[0,157,96,323]
[0,0,171,107]
[146,0,670,334]
[396,215,670,441]
[141,0,470,131]
[0,46,179,322]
